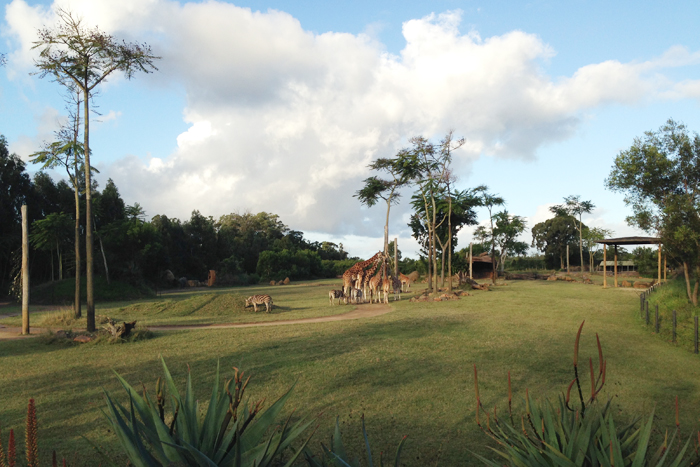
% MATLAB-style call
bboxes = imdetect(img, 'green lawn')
[1,277,699,466]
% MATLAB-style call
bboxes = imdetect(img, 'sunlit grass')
[1,278,699,466]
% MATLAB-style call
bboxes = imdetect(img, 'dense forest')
[0,136,364,296]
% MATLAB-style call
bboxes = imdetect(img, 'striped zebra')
[245,294,273,313]
[329,289,346,305]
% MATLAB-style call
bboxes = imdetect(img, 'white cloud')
[5,0,699,253]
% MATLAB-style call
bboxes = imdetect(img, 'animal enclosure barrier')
[639,281,700,355]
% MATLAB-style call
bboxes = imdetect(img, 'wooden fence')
[639,282,699,354]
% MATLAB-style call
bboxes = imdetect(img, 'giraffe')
[369,270,382,303]
[342,252,383,299]
[398,272,411,292]
[361,258,381,303]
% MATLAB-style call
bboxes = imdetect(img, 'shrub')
[473,322,699,466]
[103,358,315,467]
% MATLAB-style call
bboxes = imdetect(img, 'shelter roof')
[595,236,661,246]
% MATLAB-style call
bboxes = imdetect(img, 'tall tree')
[0,136,33,295]
[474,187,505,284]
[550,196,595,271]
[492,211,527,273]
[30,107,88,317]
[607,119,700,304]
[531,214,582,269]
[355,154,411,271]
[29,212,72,281]
[33,9,159,330]
[582,227,613,273]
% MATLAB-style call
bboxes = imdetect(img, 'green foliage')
[632,247,657,277]
[606,119,700,304]
[256,249,323,281]
[531,214,584,269]
[30,276,153,305]
[304,416,407,467]
[103,358,315,467]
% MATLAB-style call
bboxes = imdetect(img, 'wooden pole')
[469,242,473,280]
[566,245,570,273]
[21,204,30,335]
[603,245,607,288]
[614,245,618,288]
[394,237,398,278]
[657,243,662,285]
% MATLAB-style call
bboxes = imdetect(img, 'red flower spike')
[589,358,595,400]
[8,429,15,467]
[566,379,576,405]
[596,333,603,374]
[507,371,512,404]
[473,365,480,426]
[574,321,585,367]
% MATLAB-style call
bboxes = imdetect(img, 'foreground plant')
[304,415,407,467]
[103,358,315,466]
[473,321,699,466]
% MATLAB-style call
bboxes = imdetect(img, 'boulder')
[547,275,558,281]
[164,269,175,282]
[270,280,276,286]
[277,280,284,285]
[283,277,290,285]
[187,280,198,287]
[73,335,93,343]
[621,280,632,287]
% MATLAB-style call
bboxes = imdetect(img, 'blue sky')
[2,0,700,258]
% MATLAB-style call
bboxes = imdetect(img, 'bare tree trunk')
[50,248,55,282]
[21,204,29,335]
[447,204,452,292]
[58,242,63,280]
[683,262,693,303]
[84,82,95,332]
[73,94,81,319]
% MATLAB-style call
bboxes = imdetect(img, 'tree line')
[0,139,352,295]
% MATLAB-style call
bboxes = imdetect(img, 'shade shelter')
[595,236,663,288]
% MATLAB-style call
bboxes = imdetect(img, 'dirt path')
[0,304,393,340]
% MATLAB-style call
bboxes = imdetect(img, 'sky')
[2,0,700,259]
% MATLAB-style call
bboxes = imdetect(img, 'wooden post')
[469,242,473,280]
[566,245,570,273]
[655,304,659,333]
[21,204,30,335]
[672,310,677,343]
[603,245,607,288]
[645,300,649,325]
[657,243,662,285]
[664,254,667,282]
[640,293,644,315]
[614,245,618,288]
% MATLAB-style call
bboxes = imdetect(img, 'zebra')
[245,294,273,313]
[350,287,363,304]
[329,289,347,305]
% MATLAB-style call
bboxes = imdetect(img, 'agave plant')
[473,321,699,466]
[103,357,315,467]
[304,415,406,467]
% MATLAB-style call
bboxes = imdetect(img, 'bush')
[473,322,699,466]
[30,276,154,305]
[103,358,314,467]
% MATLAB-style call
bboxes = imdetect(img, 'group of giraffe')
[331,251,412,305]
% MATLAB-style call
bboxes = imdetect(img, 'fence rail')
[639,281,699,354]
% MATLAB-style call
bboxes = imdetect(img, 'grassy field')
[1,276,699,466]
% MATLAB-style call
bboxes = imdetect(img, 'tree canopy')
[607,119,700,304]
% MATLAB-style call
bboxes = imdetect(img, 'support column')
[603,245,607,288]
[614,245,618,288]
[469,242,473,280]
